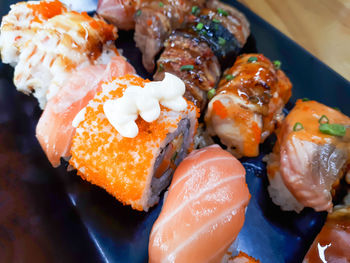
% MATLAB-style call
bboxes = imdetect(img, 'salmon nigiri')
[149,144,250,263]
[36,56,135,167]
[267,100,350,212]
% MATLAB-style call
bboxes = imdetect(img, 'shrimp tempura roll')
[69,74,199,211]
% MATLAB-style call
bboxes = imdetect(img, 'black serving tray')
[0,1,349,262]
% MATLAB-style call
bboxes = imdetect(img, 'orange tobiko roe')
[69,74,198,211]
[27,0,67,21]
[213,100,228,119]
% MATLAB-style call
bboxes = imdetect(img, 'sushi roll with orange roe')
[69,74,199,211]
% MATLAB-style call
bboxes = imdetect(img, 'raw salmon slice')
[149,144,250,263]
[36,56,135,167]
[267,100,350,212]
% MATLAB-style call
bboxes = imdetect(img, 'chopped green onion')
[196,22,204,30]
[180,65,194,71]
[302,98,310,101]
[247,56,258,63]
[225,74,235,81]
[318,115,329,124]
[159,2,164,7]
[217,8,228,16]
[191,6,200,15]
[171,152,178,162]
[293,122,304,131]
[273,60,281,70]
[199,29,207,35]
[158,63,164,72]
[218,37,226,45]
[319,123,346,137]
[333,107,341,112]
[207,88,216,100]
[136,10,142,16]
[212,18,220,23]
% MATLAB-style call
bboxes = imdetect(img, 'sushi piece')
[36,55,135,167]
[0,1,118,108]
[205,54,292,158]
[303,206,350,263]
[184,2,250,68]
[267,100,350,213]
[69,74,199,211]
[148,145,250,262]
[134,0,206,72]
[206,0,250,48]
[154,4,250,110]
[154,31,221,110]
[97,0,140,30]
[0,0,67,65]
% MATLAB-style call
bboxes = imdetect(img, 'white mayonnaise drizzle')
[103,73,187,138]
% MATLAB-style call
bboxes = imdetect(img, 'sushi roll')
[205,54,292,157]
[36,55,135,167]
[0,1,118,108]
[134,0,206,72]
[69,74,199,211]
[148,145,250,262]
[154,3,250,111]
[267,100,350,212]
[154,31,221,110]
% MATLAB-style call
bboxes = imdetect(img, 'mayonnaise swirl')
[103,73,187,138]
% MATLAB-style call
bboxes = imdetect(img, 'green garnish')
[293,122,304,131]
[171,152,178,162]
[191,6,200,16]
[158,63,164,72]
[302,98,310,101]
[207,88,216,100]
[319,123,346,137]
[214,24,219,31]
[318,115,329,124]
[217,8,228,16]
[136,10,142,16]
[199,29,207,35]
[333,107,341,112]
[212,18,220,23]
[218,37,226,45]
[180,65,194,71]
[159,2,164,7]
[273,60,281,70]
[196,22,204,30]
[247,56,258,63]
[225,74,235,81]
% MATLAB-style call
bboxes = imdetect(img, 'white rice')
[266,153,304,213]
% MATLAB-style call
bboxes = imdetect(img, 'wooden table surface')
[238,0,350,82]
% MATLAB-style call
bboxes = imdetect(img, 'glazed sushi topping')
[103,73,187,138]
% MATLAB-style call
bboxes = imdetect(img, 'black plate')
[0,1,349,262]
